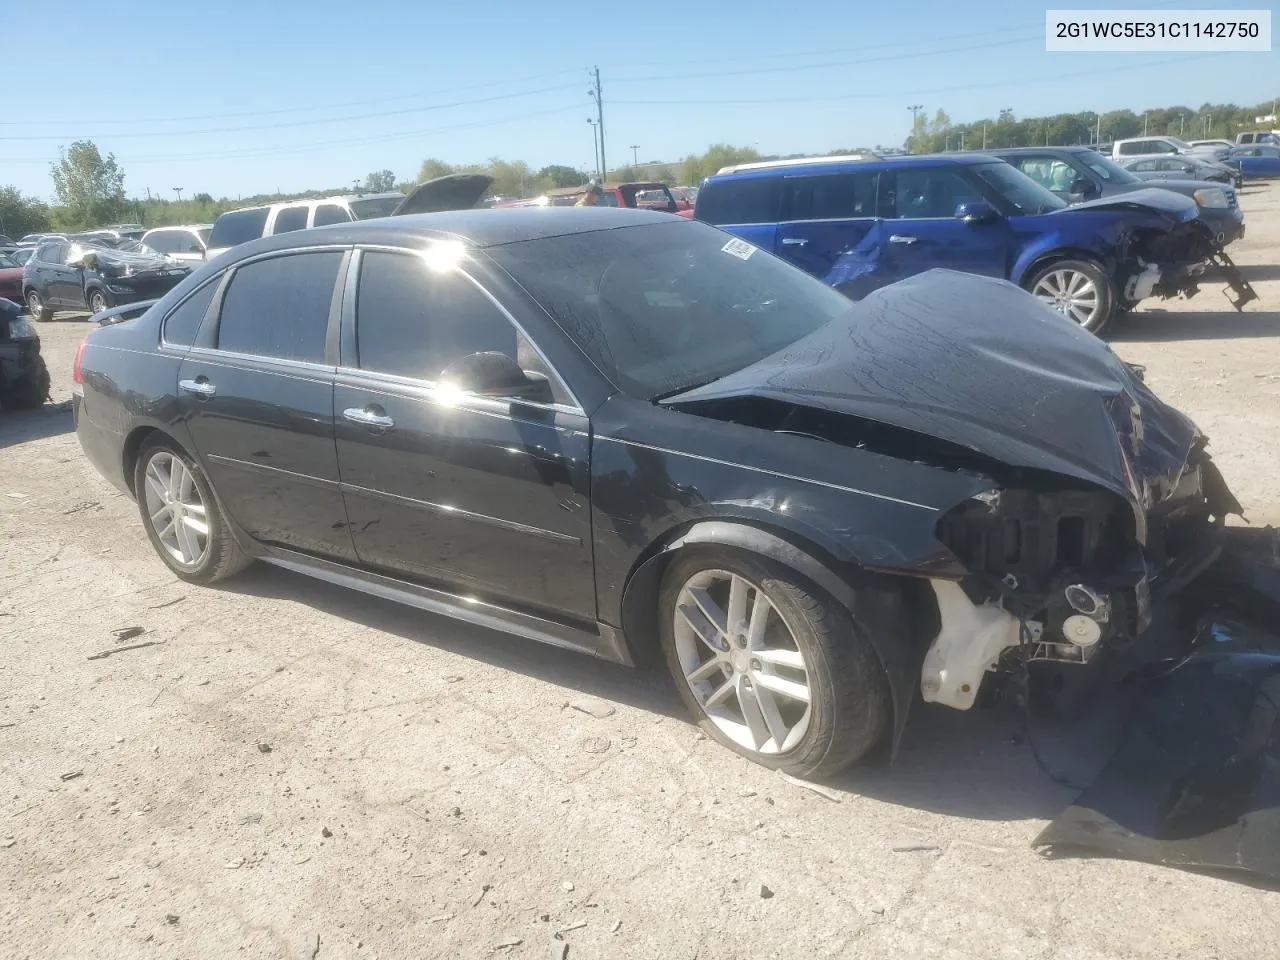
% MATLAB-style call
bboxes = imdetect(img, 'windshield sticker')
[721,237,756,261]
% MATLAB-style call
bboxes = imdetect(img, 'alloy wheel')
[142,452,210,568]
[89,292,107,315]
[1032,268,1100,327]
[672,569,812,755]
[26,291,43,315]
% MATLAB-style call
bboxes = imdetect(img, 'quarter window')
[272,206,309,234]
[162,280,219,347]
[886,169,983,219]
[215,252,342,363]
[354,251,518,381]
[783,172,877,220]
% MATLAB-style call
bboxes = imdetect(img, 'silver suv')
[140,224,212,264]
[204,192,405,259]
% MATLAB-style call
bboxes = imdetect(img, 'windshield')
[349,196,404,220]
[0,253,15,268]
[1169,137,1194,150]
[490,220,853,399]
[971,162,1066,214]
[197,228,212,244]
[1079,153,1141,184]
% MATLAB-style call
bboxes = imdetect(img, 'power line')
[611,53,1229,105]
[611,36,1034,83]
[0,84,584,141]
[0,68,582,128]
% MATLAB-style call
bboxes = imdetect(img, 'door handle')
[888,235,918,245]
[178,378,216,398]
[343,407,395,429]
[780,238,808,246]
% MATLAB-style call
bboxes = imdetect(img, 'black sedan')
[23,238,191,320]
[72,208,1242,778]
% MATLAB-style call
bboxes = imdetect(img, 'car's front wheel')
[25,289,51,322]
[1027,258,1115,334]
[134,438,252,584]
[658,550,890,780]
[88,289,109,316]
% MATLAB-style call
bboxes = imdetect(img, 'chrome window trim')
[334,371,584,422]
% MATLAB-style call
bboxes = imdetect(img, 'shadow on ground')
[1111,305,1280,343]
[225,561,1123,824]
[0,401,74,449]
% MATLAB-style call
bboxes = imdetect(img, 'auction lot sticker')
[721,237,757,260]
[1046,9,1271,50]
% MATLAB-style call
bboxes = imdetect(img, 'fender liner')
[621,519,933,761]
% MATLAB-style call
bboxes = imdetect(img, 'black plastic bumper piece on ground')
[1210,244,1260,311]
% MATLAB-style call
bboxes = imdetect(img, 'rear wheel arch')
[122,426,184,498]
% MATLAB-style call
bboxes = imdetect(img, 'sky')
[3,0,1276,201]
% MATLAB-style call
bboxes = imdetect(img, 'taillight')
[73,338,87,385]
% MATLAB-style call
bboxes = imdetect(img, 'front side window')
[215,252,342,363]
[354,251,518,381]
[208,208,269,248]
[1127,158,1157,172]
[783,172,877,220]
[144,231,177,254]
[886,168,983,219]
[163,280,219,347]
[271,206,309,234]
[1011,158,1077,193]
[35,242,63,264]
[490,219,852,400]
[969,162,1066,214]
[313,204,351,227]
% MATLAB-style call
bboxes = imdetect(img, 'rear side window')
[695,178,780,225]
[162,280,219,347]
[312,204,351,227]
[208,208,269,248]
[783,172,877,220]
[272,206,309,234]
[216,252,342,363]
[354,251,517,381]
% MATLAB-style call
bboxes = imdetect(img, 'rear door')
[694,176,781,253]
[312,203,352,227]
[177,247,357,561]
[878,167,1013,282]
[775,170,883,292]
[333,247,595,622]
[271,206,310,235]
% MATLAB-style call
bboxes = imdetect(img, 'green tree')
[485,157,533,197]
[537,164,586,188]
[50,140,127,229]
[680,144,761,185]
[364,169,397,192]
[416,158,456,183]
[0,187,51,239]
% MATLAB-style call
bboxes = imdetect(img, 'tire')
[0,355,50,410]
[133,437,252,584]
[1026,258,1115,334]
[88,289,109,316]
[658,549,891,780]
[25,289,51,322]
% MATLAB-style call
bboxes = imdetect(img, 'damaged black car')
[23,238,191,320]
[72,210,1253,780]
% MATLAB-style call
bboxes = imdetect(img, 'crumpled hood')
[1057,187,1201,224]
[663,270,1204,513]
[86,246,188,276]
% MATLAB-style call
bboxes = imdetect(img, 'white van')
[204,192,405,260]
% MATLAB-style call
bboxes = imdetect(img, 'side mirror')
[1069,178,1099,198]
[955,201,999,224]
[439,351,553,403]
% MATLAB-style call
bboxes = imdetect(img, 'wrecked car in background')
[695,152,1257,333]
[22,238,191,320]
[72,206,1259,781]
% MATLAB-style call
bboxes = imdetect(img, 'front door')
[775,170,884,296]
[33,241,78,305]
[333,248,595,623]
[877,167,1012,284]
[178,248,356,561]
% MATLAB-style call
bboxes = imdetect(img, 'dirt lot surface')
[3,184,1280,960]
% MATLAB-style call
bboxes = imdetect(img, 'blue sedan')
[1227,145,1280,180]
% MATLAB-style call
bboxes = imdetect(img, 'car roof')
[706,152,995,181]
[987,146,1096,155]
[213,207,681,260]
[145,223,213,232]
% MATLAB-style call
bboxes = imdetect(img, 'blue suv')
[694,153,1255,333]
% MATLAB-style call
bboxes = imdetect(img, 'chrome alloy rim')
[1032,268,1100,327]
[673,569,812,754]
[142,452,209,567]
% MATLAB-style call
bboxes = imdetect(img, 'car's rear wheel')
[88,289,109,316]
[134,438,252,584]
[1027,259,1115,334]
[25,289,51,322]
[658,550,890,780]
[0,355,49,410]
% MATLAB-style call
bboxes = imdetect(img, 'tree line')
[2,95,1273,237]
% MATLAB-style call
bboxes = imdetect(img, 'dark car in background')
[0,297,49,408]
[72,209,1245,778]
[23,238,191,320]
[694,152,1253,333]
[0,250,23,304]
[991,146,1245,246]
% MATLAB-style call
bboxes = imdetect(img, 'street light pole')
[587,119,600,181]
[629,144,639,167]
[173,187,183,203]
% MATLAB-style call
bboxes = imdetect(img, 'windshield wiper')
[651,377,721,403]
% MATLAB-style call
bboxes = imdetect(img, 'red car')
[0,251,23,306]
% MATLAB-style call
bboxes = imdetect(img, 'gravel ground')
[3,183,1279,960]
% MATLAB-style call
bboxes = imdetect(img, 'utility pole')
[908,104,923,152]
[1096,115,1102,143]
[352,178,360,192]
[981,122,987,149]
[589,67,606,182]
[629,144,640,167]
[1143,112,1149,135]
[587,119,600,181]
[145,187,152,201]
[1179,113,1185,136]
[173,187,183,203]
